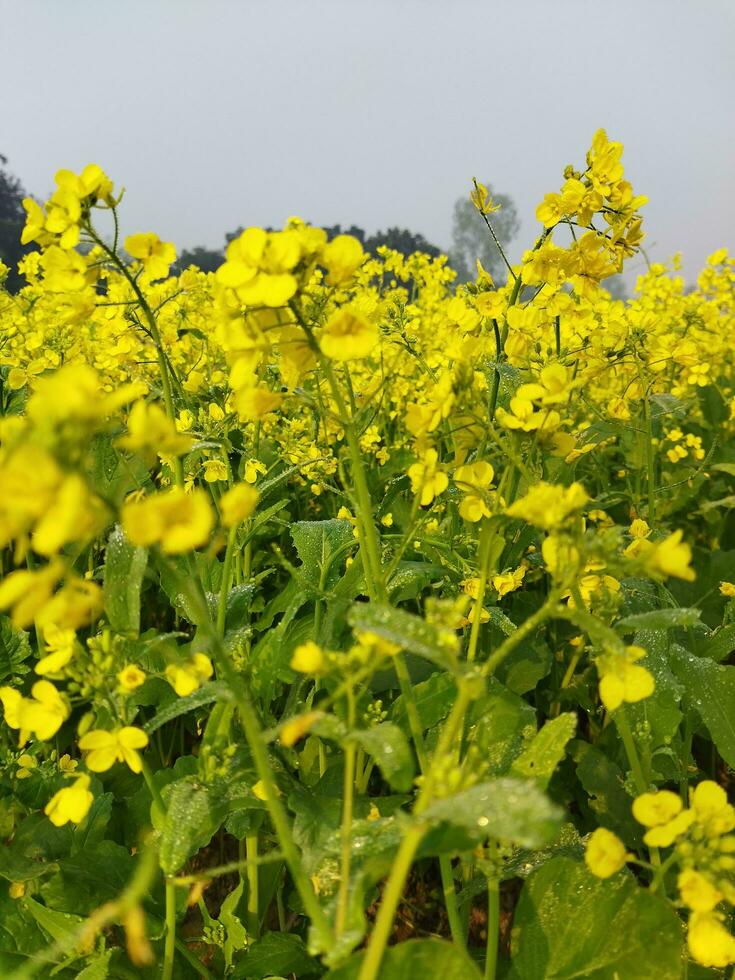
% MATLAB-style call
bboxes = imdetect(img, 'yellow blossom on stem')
[79,726,149,774]
[584,827,629,878]
[165,653,214,697]
[122,488,214,554]
[44,774,94,827]
[408,449,449,506]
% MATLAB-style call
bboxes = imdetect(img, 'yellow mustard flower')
[118,665,147,692]
[454,461,495,522]
[596,644,654,712]
[36,624,76,676]
[678,869,723,912]
[165,653,214,697]
[79,726,149,774]
[506,482,588,530]
[687,911,735,968]
[122,488,213,554]
[290,641,325,675]
[44,774,94,827]
[408,449,449,507]
[584,827,629,878]
[125,232,176,281]
[220,483,259,528]
[319,308,379,361]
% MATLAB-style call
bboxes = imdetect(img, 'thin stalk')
[358,684,474,980]
[216,526,237,636]
[439,857,465,949]
[336,686,357,938]
[162,878,177,980]
[246,833,260,936]
[485,878,500,980]
[467,521,494,664]
[644,394,656,523]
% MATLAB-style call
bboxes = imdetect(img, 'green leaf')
[219,876,248,969]
[423,777,563,849]
[0,893,49,968]
[510,713,576,788]
[570,742,640,847]
[495,638,553,695]
[22,895,84,943]
[670,646,735,769]
[290,519,354,591]
[508,857,682,979]
[387,561,444,602]
[103,524,148,634]
[0,616,31,684]
[700,623,735,662]
[616,607,703,632]
[159,777,226,873]
[40,841,134,915]
[467,678,536,777]
[143,681,231,734]
[350,723,415,791]
[73,950,111,979]
[391,672,456,731]
[325,938,482,980]
[232,931,320,978]
[347,603,459,672]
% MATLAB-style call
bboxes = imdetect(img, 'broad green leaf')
[22,895,84,943]
[700,623,735,662]
[468,678,536,777]
[0,616,31,684]
[103,524,147,634]
[570,741,640,847]
[347,603,459,672]
[423,777,563,849]
[40,841,134,915]
[143,681,231,734]
[325,938,482,980]
[510,713,576,788]
[626,630,684,765]
[387,561,444,602]
[218,876,248,969]
[495,638,553,695]
[159,777,225,873]
[391,672,456,731]
[290,519,354,590]
[74,951,112,979]
[508,857,682,979]
[232,931,320,978]
[350,722,415,791]
[616,607,702,632]
[670,646,735,769]
[0,893,50,969]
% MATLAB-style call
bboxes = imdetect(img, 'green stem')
[439,857,465,949]
[615,707,647,794]
[173,561,331,951]
[336,687,357,938]
[217,526,237,636]
[246,833,260,936]
[162,878,177,980]
[174,937,214,980]
[358,684,474,980]
[485,878,500,980]
[644,394,656,524]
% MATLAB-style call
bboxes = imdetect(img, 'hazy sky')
[2,0,733,283]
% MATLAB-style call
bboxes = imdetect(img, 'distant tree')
[172,245,224,275]
[224,223,442,261]
[450,183,520,285]
[0,154,32,292]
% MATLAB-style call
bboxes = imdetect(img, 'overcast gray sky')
[2,0,733,284]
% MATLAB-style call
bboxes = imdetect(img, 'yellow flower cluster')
[586,782,735,967]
